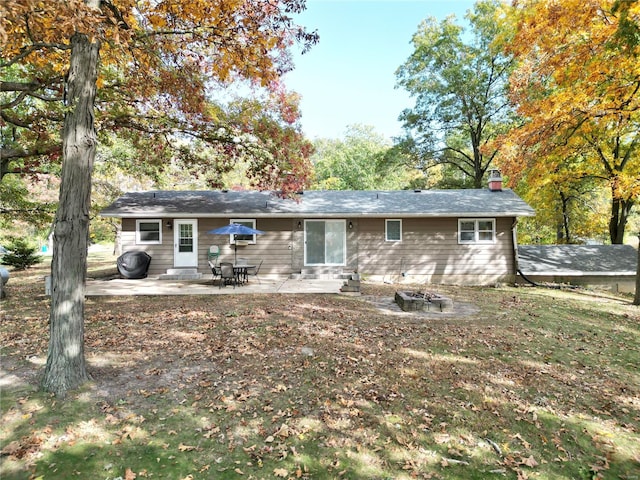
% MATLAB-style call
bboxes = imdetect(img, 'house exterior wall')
[121,218,174,274]
[121,217,300,277]
[201,218,297,277]
[120,216,517,284]
[356,216,516,285]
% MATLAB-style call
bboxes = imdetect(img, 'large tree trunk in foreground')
[41,32,99,396]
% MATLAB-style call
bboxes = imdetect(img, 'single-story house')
[517,244,638,293]
[100,176,535,285]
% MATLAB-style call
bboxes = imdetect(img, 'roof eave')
[101,211,535,219]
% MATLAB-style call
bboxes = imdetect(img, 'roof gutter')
[101,212,535,219]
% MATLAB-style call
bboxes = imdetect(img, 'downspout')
[517,266,542,287]
[512,218,525,285]
[512,218,578,290]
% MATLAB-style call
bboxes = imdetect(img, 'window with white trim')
[458,218,496,244]
[385,219,402,242]
[230,219,257,244]
[136,219,162,244]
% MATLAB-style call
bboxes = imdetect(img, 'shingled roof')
[101,189,535,218]
[518,245,638,275]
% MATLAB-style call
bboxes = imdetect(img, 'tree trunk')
[41,32,100,396]
[472,146,484,189]
[113,222,122,257]
[560,192,571,243]
[609,193,633,245]
[634,233,640,306]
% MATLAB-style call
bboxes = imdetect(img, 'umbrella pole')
[234,234,237,264]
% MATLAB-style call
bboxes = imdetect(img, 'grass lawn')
[1,252,639,479]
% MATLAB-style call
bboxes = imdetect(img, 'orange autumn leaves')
[490,0,640,243]
[0,0,316,126]
[1,0,300,87]
[496,0,640,196]
[1,0,317,195]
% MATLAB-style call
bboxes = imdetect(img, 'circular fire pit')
[395,291,453,312]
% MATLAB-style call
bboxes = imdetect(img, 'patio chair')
[208,260,220,285]
[219,262,237,289]
[246,259,263,284]
[208,245,220,265]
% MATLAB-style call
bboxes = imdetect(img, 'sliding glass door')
[304,220,346,266]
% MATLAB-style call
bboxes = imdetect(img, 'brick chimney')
[488,169,503,191]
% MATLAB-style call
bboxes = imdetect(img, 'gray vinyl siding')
[356,217,516,284]
[122,218,299,276]
[121,218,174,274]
[120,216,517,284]
[200,218,296,277]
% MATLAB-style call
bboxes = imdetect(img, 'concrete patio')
[85,275,346,296]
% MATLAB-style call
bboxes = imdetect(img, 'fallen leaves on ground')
[2,262,640,479]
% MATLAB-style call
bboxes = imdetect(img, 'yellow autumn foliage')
[496,0,640,242]
[1,0,307,94]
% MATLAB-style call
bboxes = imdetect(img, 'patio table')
[211,264,255,286]
[233,264,255,285]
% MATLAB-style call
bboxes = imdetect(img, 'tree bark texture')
[609,192,634,245]
[41,32,99,396]
[634,233,640,306]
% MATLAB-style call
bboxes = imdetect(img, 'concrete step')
[339,285,361,293]
[158,274,203,280]
[166,268,198,275]
[159,268,202,280]
[336,273,354,280]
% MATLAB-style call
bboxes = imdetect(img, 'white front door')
[174,219,198,267]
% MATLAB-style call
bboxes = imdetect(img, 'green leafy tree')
[312,124,416,190]
[0,173,58,233]
[516,180,610,245]
[1,0,317,396]
[91,136,158,255]
[0,62,64,181]
[395,0,515,188]
[1,237,42,270]
[1,62,61,234]
[509,148,611,244]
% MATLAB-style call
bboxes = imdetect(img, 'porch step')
[159,268,202,280]
[340,274,361,294]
